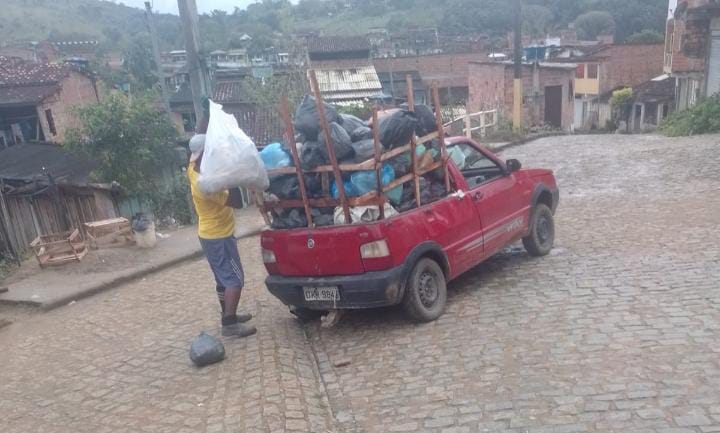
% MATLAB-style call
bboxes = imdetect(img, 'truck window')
[449,143,504,188]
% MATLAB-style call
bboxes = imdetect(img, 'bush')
[148,173,194,225]
[660,95,720,137]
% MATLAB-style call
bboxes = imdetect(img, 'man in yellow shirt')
[188,134,256,338]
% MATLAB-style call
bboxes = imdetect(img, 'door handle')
[473,191,484,200]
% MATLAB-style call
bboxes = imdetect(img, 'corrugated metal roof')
[315,66,382,94]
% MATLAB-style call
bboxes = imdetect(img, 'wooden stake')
[308,70,351,224]
[431,82,451,193]
[405,74,421,207]
[280,96,313,227]
[371,106,385,220]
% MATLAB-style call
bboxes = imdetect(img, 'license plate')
[303,286,340,302]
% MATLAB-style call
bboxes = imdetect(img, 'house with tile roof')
[0,56,99,146]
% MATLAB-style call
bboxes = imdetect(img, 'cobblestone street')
[1,134,719,433]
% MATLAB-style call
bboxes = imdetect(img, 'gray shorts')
[199,236,244,289]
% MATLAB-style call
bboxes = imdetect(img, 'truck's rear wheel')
[522,204,555,257]
[402,258,447,322]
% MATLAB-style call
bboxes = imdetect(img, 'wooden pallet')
[30,229,88,268]
[259,71,451,227]
[84,217,134,250]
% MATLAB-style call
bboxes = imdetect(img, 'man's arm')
[225,188,246,209]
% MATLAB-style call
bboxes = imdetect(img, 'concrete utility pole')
[513,0,523,130]
[145,2,171,114]
[177,0,211,128]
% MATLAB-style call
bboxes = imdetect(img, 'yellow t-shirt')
[188,164,235,239]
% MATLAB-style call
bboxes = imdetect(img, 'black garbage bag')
[271,208,307,229]
[268,175,299,199]
[387,154,411,177]
[339,114,367,136]
[312,207,335,227]
[271,207,335,229]
[300,141,328,170]
[402,103,437,137]
[269,173,325,199]
[397,177,447,212]
[352,139,376,163]
[379,110,418,149]
[294,95,339,140]
[351,126,373,142]
[304,173,324,198]
[131,213,153,232]
[319,122,354,161]
[190,332,225,367]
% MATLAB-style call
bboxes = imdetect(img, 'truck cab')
[262,137,559,322]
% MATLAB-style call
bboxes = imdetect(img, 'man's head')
[189,134,206,163]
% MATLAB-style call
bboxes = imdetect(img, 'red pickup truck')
[261,137,558,322]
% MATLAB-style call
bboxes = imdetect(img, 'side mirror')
[506,159,522,173]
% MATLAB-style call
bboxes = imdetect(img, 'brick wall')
[669,17,707,73]
[599,44,666,94]
[37,71,99,143]
[374,53,487,89]
[468,63,575,130]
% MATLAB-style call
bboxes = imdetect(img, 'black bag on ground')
[300,141,328,170]
[352,139,376,163]
[379,110,419,149]
[339,114,367,136]
[294,95,339,140]
[319,122,354,161]
[190,332,225,367]
[402,104,437,137]
[351,126,373,142]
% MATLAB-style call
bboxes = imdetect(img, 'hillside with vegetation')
[3,0,668,54]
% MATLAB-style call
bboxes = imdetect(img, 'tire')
[289,306,325,323]
[522,204,555,257]
[402,258,447,322]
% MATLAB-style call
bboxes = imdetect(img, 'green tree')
[574,10,615,40]
[443,0,513,35]
[625,29,665,44]
[66,94,180,199]
[522,5,555,38]
[123,37,158,92]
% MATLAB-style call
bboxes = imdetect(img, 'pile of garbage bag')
[265,96,449,228]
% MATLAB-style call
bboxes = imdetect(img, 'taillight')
[360,239,393,272]
[262,249,277,264]
[360,240,390,258]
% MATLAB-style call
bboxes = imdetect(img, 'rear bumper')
[265,265,405,310]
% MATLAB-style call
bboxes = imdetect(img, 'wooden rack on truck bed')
[258,69,452,228]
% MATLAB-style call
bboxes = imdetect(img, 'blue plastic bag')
[333,165,402,205]
[260,142,292,169]
[331,179,359,198]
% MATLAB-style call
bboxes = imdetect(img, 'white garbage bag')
[198,100,269,194]
[334,204,399,225]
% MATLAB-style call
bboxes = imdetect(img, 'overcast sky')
[112,0,261,14]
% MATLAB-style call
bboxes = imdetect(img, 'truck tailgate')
[262,226,372,277]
